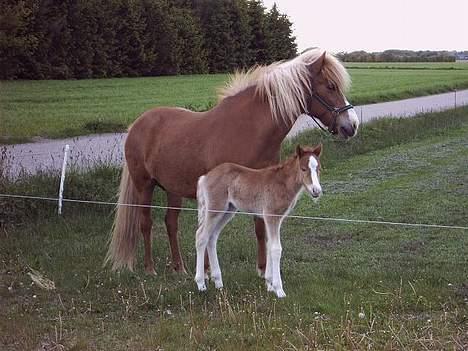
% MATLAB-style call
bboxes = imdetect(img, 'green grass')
[2,63,468,142]
[1,108,467,350]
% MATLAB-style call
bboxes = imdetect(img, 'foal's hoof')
[196,281,207,292]
[275,289,286,298]
[213,278,223,289]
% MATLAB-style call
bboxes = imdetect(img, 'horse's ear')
[296,145,304,157]
[308,51,326,75]
[312,143,322,157]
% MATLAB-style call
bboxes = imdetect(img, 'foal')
[195,144,323,298]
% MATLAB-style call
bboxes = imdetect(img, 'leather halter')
[310,93,354,134]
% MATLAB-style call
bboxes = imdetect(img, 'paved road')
[2,89,467,178]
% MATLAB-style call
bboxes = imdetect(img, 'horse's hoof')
[174,265,188,274]
[145,266,157,276]
[257,266,265,278]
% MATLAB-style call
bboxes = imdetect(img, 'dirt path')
[3,89,467,178]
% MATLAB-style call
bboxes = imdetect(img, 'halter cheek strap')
[310,93,354,134]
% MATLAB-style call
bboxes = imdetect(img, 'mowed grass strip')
[2,63,468,142]
[1,108,467,350]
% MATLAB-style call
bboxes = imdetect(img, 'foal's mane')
[218,48,350,126]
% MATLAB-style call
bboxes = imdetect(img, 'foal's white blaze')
[307,156,321,197]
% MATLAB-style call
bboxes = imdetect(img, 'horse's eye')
[327,84,336,91]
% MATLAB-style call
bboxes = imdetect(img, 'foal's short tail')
[104,163,141,271]
[197,176,207,229]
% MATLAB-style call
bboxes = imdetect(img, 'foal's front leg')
[264,217,286,298]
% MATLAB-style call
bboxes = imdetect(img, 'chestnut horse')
[195,144,323,298]
[105,48,359,275]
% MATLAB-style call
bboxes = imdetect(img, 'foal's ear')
[312,143,323,157]
[295,145,304,157]
[308,51,326,75]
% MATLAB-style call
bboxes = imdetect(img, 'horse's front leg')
[254,217,267,277]
[165,192,187,273]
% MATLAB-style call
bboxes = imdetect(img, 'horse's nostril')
[340,124,354,138]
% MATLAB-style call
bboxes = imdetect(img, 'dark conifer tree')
[265,3,297,62]
[0,0,298,78]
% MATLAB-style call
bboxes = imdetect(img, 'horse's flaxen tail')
[104,163,141,272]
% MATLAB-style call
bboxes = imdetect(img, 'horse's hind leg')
[139,182,157,275]
[165,192,186,273]
[254,217,267,277]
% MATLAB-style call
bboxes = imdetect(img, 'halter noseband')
[310,93,354,134]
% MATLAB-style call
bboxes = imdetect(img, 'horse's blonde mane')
[218,48,350,126]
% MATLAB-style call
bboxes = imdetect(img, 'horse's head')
[296,144,322,198]
[306,51,359,139]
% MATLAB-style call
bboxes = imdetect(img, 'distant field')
[1,108,467,349]
[2,63,468,142]
[345,61,468,70]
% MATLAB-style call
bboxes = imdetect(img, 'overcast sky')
[262,0,468,53]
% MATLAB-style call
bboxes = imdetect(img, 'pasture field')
[344,62,468,70]
[1,108,467,350]
[2,63,468,143]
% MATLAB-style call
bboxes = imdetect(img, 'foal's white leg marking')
[265,236,274,291]
[264,217,286,298]
[207,211,235,289]
[195,225,209,291]
[307,156,322,197]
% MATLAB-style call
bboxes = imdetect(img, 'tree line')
[0,0,297,80]
[336,50,456,63]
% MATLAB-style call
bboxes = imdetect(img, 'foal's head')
[306,51,359,139]
[296,144,322,198]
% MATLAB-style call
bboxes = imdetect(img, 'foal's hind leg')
[165,192,186,273]
[254,217,267,277]
[206,208,236,289]
[195,213,221,291]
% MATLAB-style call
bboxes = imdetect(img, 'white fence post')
[58,144,70,215]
